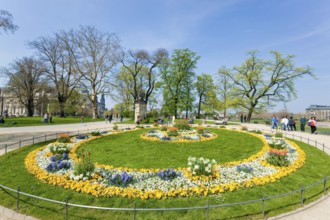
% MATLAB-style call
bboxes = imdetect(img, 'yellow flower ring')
[25,129,306,199]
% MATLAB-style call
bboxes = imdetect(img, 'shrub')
[187,156,217,176]
[113,124,119,130]
[157,169,181,181]
[74,150,95,178]
[275,132,283,138]
[91,131,101,136]
[253,121,259,124]
[168,127,178,137]
[249,130,262,134]
[241,126,248,131]
[174,120,191,131]
[76,135,88,140]
[57,136,71,143]
[266,149,289,167]
[142,118,150,124]
[160,125,168,131]
[197,126,205,134]
[220,125,226,129]
[153,122,159,127]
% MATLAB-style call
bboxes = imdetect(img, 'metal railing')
[1,176,329,220]
[0,124,135,154]
[0,124,330,219]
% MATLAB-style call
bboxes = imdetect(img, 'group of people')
[105,113,123,124]
[43,113,53,124]
[271,115,317,134]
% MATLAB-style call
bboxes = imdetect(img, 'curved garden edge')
[24,128,306,199]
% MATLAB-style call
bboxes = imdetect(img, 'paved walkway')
[0,122,329,220]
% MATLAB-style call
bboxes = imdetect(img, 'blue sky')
[1,0,329,113]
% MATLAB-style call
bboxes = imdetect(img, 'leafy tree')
[111,67,135,115]
[72,26,122,118]
[29,31,81,117]
[0,10,18,34]
[217,67,240,118]
[221,51,313,122]
[4,57,48,116]
[161,49,200,118]
[195,73,216,118]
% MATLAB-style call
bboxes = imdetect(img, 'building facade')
[306,105,330,121]
[0,87,106,117]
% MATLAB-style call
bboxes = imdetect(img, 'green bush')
[74,150,95,177]
[91,131,101,136]
[113,124,119,131]
[241,126,248,131]
[160,125,168,131]
[267,154,290,167]
[174,120,191,131]
[142,118,150,124]
[57,136,71,143]
[275,132,283,138]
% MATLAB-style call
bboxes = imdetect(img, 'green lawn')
[0,116,104,127]
[0,130,329,219]
[79,129,263,168]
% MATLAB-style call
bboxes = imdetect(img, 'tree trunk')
[174,97,178,118]
[92,94,99,119]
[197,95,202,118]
[27,99,34,117]
[247,109,253,123]
[59,101,65,117]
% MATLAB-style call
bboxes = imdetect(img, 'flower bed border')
[25,129,306,199]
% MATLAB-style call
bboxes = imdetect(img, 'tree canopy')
[221,50,313,122]
[0,10,18,35]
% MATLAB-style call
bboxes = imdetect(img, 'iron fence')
[0,124,330,219]
[0,176,329,220]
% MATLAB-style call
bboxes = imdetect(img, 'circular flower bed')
[25,129,306,199]
[141,127,217,142]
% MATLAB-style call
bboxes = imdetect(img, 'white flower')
[194,165,199,170]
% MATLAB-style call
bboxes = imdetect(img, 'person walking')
[288,116,295,131]
[300,115,307,132]
[308,116,317,134]
[105,114,109,124]
[49,113,53,123]
[109,114,113,123]
[271,115,278,129]
[43,113,48,124]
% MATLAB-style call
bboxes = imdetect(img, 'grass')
[0,116,104,127]
[0,130,330,219]
[79,129,263,168]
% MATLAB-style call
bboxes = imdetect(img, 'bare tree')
[120,49,168,120]
[72,26,121,118]
[29,31,81,117]
[0,9,18,34]
[4,57,48,116]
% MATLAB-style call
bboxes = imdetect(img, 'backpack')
[309,120,315,126]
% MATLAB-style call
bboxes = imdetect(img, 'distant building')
[0,86,106,117]
[306,105,330,120]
